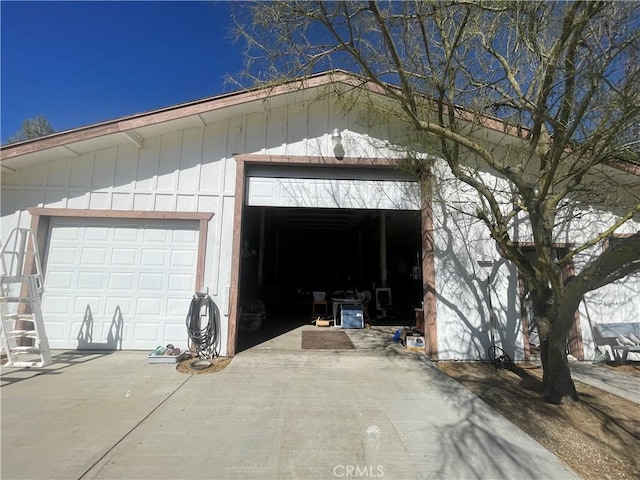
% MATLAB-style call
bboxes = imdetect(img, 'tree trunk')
[540,334,579,404]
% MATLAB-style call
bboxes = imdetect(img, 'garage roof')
[1,71,373,174]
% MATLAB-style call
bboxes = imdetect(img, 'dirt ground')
[437,361,640,480]
[176,356,232,375]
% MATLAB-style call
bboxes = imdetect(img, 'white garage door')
[42,217,199,351]
[247,177,420,210]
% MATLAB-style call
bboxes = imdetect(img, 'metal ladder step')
[6,330,38,339]
[1,275,30,284]
[1,297,40,303]
[9,346,42,354]
[1,313,36,321]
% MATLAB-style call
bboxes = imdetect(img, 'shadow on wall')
[433,201,521,361]
[77,305,124,350]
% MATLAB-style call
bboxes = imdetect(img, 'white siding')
[2,89,638,359]
[2,93,403,356]
[431,158,640,361]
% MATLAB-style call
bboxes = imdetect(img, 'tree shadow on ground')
[438,361,640,480]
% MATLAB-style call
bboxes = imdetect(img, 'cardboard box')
[406,335,425,351]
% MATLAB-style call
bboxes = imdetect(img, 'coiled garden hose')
[186,293,220,359]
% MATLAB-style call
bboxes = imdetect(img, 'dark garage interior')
[237,205,423,351]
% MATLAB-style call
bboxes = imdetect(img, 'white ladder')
[1,228,52,368]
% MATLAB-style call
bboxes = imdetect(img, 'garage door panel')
[135,297,163,316]
[108,272,136,291]
[85,226,109,242]
[170,250,197,267]
[143,229,169,243]
[173,229,199,244]
[51,225,80,241]
[43,217,199,350]
[77,271,105,290]
[105,297,133,315]
[45,271,75,289]
[47,247,77,265]
[73,297,102,315]
[141,249,166,267]
[163,323,187,342]
[168,274,195,292]
[133,323,160,342]
[43,295,72,314]
[138,273,164,291]
[247,177,420,210]
[111,248,137,265]
[167,297,192,315]
[80,247,107,265]
[113,227,138,242]
[100,321,121,342]
[45,322,68,342]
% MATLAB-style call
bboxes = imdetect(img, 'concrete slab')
[1,351,189,480]
[569,361,640,404]
[2,330,580,480]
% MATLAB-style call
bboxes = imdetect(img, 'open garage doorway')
[236,206,423,351]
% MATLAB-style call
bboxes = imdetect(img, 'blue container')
[341,305,364,329]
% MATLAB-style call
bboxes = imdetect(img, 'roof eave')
[1,70,356,162]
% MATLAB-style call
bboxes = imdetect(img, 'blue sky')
[1,1,244,143]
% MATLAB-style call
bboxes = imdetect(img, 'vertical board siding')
[67,191,88,210]
[306,99,328,157]
[266,105,287,155]
[115,144,138,190]
[178,127,203,192]
[154,194,175,211]
[47,157,72,187]
[3,91,638,359]
[24,163,47,187]
[92,148,116,189]
[286,102,307,156]
[157,131,182,191]
[89,192,110,209]
[432,169,525,362]
[204,196,223,296]
[1,117,244,354]
[201,123,226,194]
[226,117,245,162]
[44,191,67,209]
[245,111,267,154]
[112,192,133,211]
[136,136,160,190]
[69,153,94,188]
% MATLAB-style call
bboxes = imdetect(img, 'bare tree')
[6,115,54,144]
[231,1,640,403]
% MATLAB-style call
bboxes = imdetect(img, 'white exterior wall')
[1,124,237,353]
[430,158,639,361]
[2,86,636,359]
[431,164,525,361]
[0,92,408,355]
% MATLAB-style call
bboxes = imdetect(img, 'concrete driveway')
[1,326,579,480]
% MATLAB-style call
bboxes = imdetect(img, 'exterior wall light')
[331,128,342,148]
